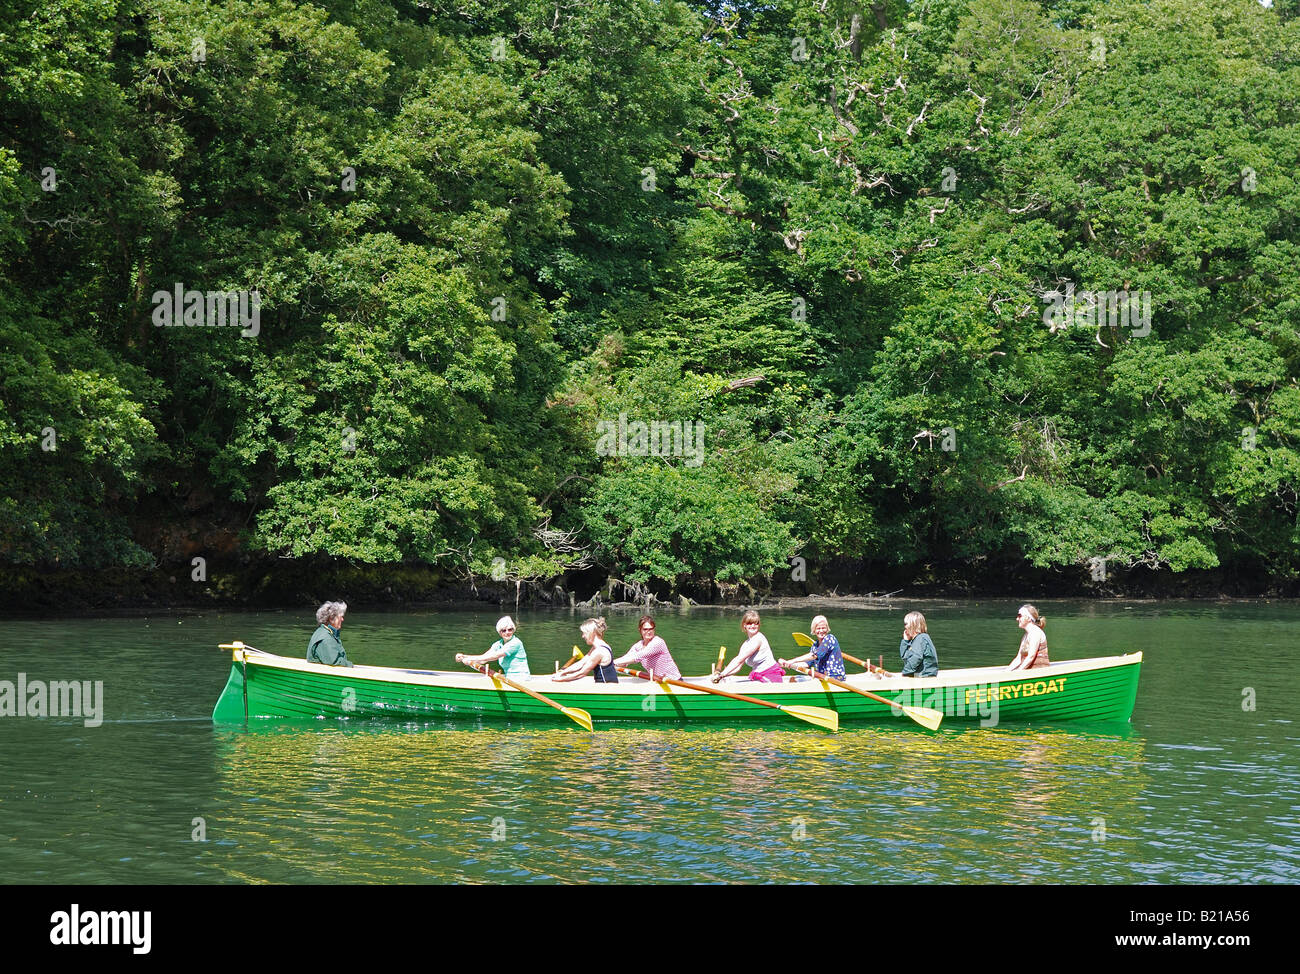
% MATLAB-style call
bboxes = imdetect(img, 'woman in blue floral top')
[780,615,846,680]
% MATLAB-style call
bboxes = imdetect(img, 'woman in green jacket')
[307,601,354,667]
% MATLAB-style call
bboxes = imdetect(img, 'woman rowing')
[1008,604,1050,670]
[714,609,784,683]
[614,615,681,680]
[779,614,846,680]
[554,617,619,683]
[456,615,531,678]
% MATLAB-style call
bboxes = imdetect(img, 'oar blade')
[561,706,594,732]
[790,632,815,647]
[467,662,595,731]
[781,705,839,733]
[902,705,944,732]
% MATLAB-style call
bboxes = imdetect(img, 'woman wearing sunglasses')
[456,615,531,678]
[613,616,681,681]
[1008,605,1049,670]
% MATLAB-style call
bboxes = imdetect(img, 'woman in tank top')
[715,609,785,683]
[1008,604,1050,670]
[554,617,619,683]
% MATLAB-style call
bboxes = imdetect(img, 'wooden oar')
[616,666,838,732]
[791,632,888,674]
[560,644,585,670]
[713,645,726,676]
[462,661,593,732]
[783,661,942,731]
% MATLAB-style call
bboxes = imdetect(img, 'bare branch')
[994,466,1029,490]
[906,100,932,137]
[725,374,766,391]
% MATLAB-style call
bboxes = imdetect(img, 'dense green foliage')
[2,0,1298,591]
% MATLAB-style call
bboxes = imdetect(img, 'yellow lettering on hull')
[965,676,1067,706]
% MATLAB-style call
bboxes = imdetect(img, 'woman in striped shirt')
[614,616,681,680]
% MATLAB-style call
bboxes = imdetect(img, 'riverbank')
[3,554,1295,617]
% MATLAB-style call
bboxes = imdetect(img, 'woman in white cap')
[456,616,530,678]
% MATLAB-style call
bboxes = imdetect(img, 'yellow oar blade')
[471,662,594,731]
[561,707,594,732]
[710,645,727,678]
[791,632,874,671]
[900,705,943,731]
[780,705,839,733]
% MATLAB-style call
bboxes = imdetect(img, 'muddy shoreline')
[3,556,1294,618]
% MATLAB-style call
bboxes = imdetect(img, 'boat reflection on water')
[211,722,1148,883]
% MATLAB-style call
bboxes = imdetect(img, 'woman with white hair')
[779,615,846,680]
[307,601,354,667]
[456,616,531,678]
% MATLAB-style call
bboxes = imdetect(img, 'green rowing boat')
[212,644,1142,729]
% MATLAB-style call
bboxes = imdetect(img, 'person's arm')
[922,633,939,673]
[900,637,922,676]
[458,642,506,668]
[779,651,813,670]
[808,638,830,672]
[613,642,643,668]
[717,639,759,680]
[1008,635,1032,670]
[554,643,587,679]
[554,648,605,682]
[314,634,346,667]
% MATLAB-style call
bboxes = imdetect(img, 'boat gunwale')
[225,647,1142,697]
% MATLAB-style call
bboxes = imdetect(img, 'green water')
[1,601,1296,883]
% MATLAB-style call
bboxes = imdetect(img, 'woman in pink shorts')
[714,610,785,683]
